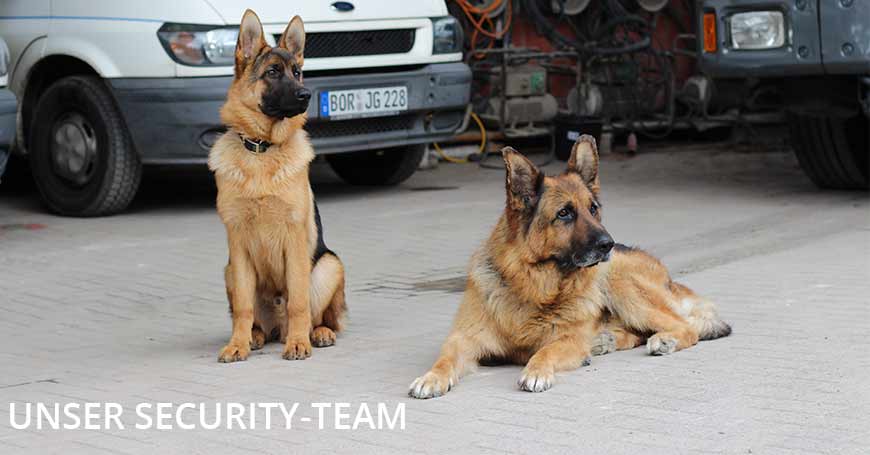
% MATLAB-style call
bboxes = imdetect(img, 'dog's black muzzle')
[261,88,311,119]
[558,233,615,270]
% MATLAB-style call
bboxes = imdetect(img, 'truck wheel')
[29,76,141,216]
[787,112,868,190]
[326,144,425,185]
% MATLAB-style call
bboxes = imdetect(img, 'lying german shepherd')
[410,136,730,398]
[209,10,346,362]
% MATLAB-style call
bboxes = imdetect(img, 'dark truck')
[698,0,869,189]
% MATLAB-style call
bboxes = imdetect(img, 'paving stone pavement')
[0,143,868,454]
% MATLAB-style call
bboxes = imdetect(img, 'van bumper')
[108,62,471,164]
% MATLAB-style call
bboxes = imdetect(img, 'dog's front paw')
[518,367,554,393]
[218,341,251,363]
[591,330,617,356]
[282,338,312,360]
[311,326,336,347]
[409,371,453,399]
[647,334,677,356]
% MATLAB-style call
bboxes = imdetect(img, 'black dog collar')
[239,134,272,154]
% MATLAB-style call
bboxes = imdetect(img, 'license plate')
[319,86,408,119]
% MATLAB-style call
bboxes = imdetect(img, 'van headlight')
[729,11,785,50]
[157,24,239,66]
[432,16,463,54]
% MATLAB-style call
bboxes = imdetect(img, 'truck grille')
[305,115,415,139]
[279,29,416,59]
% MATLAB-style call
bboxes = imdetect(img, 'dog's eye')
[293,68,301,79]
[589,202,599,217]
[556,207,574,221]
[266,68,281,79]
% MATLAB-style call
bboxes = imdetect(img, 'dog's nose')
[594,234,614,254]
[296,88,311,102]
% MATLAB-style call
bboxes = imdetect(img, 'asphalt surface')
[0,141,868,454]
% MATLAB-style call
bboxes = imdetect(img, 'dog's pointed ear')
[567,135,600,193]
[235,10,267,75]
[503,147,542,211]
[279,15,306,60]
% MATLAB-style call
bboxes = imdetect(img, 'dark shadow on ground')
[0,156,430,216]
[1,124,866,218]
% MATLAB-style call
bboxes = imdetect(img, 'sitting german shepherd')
[209,10,346,362]
[410,136,730,398]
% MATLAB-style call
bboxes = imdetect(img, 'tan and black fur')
[209,10,346,362]
[409,135,730,398]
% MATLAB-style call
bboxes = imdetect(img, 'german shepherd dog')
[208,10,346,362]
[409,136,730,398]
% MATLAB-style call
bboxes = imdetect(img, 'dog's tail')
[670,282,732,341]
[688,298,732,340]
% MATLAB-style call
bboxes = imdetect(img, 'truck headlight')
[157,24,238,66]
[729,11,785,50]
[432,16,463,54]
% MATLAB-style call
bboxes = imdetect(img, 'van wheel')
[29,76,141,216]
[326,144,425,185]
[788,112,869,190]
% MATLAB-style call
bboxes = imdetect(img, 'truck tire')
[29,76,141,216]
[787,112,868,190]
[326,144,425,185]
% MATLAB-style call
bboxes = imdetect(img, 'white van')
[0,1,470,215]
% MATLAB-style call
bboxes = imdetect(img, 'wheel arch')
[19,54,103,153]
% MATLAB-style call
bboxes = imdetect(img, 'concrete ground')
[0,142,868,454]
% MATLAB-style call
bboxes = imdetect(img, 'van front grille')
[276,29,416,59]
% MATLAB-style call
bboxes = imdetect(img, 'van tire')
[326,144,424,185]
[788,112,869,190]
[29,76,141,216]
